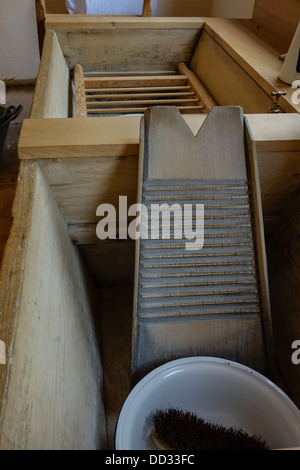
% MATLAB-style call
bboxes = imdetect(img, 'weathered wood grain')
[55,28,202,72]
[30,30,70,119]
[0,161,106,449]
[132,106,274,381]
[74,64,88,117]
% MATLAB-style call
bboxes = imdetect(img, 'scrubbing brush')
[151,408,270,451]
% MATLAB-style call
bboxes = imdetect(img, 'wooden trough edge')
[18,113,300,160]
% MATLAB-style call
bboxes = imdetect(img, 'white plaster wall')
[0,0,255,81]
[0,0,40,81]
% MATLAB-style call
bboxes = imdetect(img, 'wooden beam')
[45,16,205,31]
[18,113,300,160]
[86,91,195,99]
[35,0,46,54]
[18,116,141,159]
[200,18,300,114]
[74,64,88,118]
[142,0,152,17]
[87,106,203,114]
[0,161,106,449]
[86,86,192,93]
[177,61,217,111]
[84,75,188,89]
[30,31,70,119]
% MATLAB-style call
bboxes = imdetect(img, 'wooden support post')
[142,0,153,17]
[35,0,47,55]
[178,61,217,112]
[74,64,88,118]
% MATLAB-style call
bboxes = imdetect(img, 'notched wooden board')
[132,106,274,382]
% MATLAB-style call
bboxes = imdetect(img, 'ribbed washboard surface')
[139,179,258,318]
[132,106,273,381]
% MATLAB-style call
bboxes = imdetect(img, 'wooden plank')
[86,86,192,93]
[30,30,70,119]
[18,114,299,239]
[201,18,300,114]
[86,99,199,106]
[35,0,47,54]
[45,16,205,30]
[18,116,141,159]
[87,105,203,114]
[244,117,275,377]
[55,28,202,72]
[246,114,300,152]
[142,0,152,17]
[74,64,87,118]
[0,161,106,449]
[50,145,299,242]
[18,113,300,155]
[69,219,136,245]
[85,70,178,76]
[39,156,138,224]
[190,29,279,114]
[84,75,188,89]
[86,92,196,99]
[177,61,217,111]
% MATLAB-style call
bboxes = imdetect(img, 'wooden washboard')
[132,106,274,382]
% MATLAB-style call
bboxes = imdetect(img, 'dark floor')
[0,122,21,264]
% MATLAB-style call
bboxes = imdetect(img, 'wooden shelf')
[73,65,211,117]
[202,18,300,114]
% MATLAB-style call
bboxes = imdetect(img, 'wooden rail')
[73,63,215,116]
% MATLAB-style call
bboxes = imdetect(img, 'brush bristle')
[152,408,270,451]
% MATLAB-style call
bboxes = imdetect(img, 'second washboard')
[132,106,274,381]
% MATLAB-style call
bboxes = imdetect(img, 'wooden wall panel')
[252,0,300,49]
[189,30,276,114]
[55,28,202,72]
[39,156,138,224]
[0,162,106,449]
[30,31,71,119]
